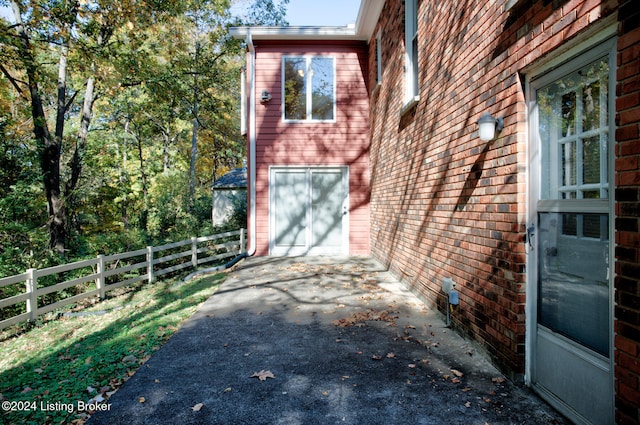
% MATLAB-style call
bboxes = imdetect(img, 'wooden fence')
[0,229,246,331]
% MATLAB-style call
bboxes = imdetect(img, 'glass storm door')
[528,39,614,425]
[270,167,348,256]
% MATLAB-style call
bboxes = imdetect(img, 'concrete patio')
[87,256,567,425]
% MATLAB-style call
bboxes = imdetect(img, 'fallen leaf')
[34,368,44,374]
[451,369,464,377]
[371,355,382,360]
[138,397,146,403]
[451,378,461,384]
[122,355,137,364]
[321,390,329,396]
[224,387,232,392]
[192,403,203,411]
[386,353,396,358]
[251,370,275,381]
[408,364,416,368]
[492,377,506,384]
[89,394,105,404]
[465,401,471,408]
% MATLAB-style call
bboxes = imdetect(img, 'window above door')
[283,56,335,122]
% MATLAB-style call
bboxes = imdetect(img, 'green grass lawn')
[0,272,225,425]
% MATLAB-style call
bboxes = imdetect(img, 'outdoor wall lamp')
[477,112,504,141]
[260,90,272,103]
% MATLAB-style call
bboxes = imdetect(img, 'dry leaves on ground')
[332,309,399,328]
[251,370,275,381]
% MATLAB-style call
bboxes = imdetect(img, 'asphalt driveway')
[87,256,567,425]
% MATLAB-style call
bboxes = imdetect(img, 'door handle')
[526,225,535,251]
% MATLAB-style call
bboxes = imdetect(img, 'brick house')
[231,0,640,423]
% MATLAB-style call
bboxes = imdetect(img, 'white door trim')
[525,32,616,425]
[269,166,349,256]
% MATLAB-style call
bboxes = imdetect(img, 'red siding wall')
[368,0,621,380]
[615,1,640,423]
[251,41,370,256]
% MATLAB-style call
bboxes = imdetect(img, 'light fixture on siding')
[477,112,503,141]
[260,90,272,103]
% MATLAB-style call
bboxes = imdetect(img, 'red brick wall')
[252,41,371,256]
[615,1,640,423]
[368,0,621,382]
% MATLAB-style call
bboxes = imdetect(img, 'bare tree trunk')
[65,74,95,231]
[136,133,149,230]
[120,121,130,229]
[189,41,200,211]
[190,113,198,208]
[11,1,66,253]
[66,26,109,233]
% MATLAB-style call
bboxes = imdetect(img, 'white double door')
[270,166,349,256]
[528,38,615,425]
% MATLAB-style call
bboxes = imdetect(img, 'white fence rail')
[0,229,246,331]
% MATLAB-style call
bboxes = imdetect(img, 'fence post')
[147,246,154,284]
[240,228,246,253]
[96,255,106,299]
[25,268,37,323]
[191,237,198,269]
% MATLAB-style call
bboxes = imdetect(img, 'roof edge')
[229,0,384,42]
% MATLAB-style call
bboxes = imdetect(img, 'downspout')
[186,31,256,279]
[246,31,257,256]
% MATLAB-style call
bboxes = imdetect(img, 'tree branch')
[0,63,28,100]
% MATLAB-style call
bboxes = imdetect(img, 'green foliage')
[0,0,288,279]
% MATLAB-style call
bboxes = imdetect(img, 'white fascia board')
[354,0,385,39]
[229,0,384,42]
[229,26,362,41]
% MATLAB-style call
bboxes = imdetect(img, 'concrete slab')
[87,256,568,425]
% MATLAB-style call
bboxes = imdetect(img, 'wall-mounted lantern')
[260,90,272,103]
[477,112,504,141]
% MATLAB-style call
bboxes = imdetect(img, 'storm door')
[270,167,348,256]
[528,38,614,425]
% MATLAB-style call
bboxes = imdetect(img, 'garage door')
[270,167,349,256]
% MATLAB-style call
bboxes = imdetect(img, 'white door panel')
[528,38,615,424]
[270,167,348,256]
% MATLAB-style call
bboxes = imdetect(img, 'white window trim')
[376,29,383,85]
[404,0,419,105]
[282,56,336,123]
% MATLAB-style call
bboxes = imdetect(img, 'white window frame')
[376,29,383,85]
[404,0,419,106]
[282,56,336,123]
